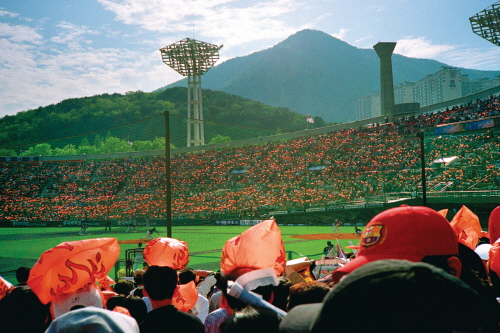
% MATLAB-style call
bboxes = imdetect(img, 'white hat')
[474,243,492,261]
[51,285,104,318]
[46,306,139,333]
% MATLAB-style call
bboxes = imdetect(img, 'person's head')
[326,241,332,247]
[271,278,294,311]
[113,280,134,295]
[45,306,139,333]
[332,205,460,283]
[138,243,142,248]
[280,260,492,333]
[225,306,282,333]
[0,287,51,333]
[142,266,178,301]
[15,266,30,285]
[133,269,145,286]
[122,295,147,326]
[178,268,197,285]
[286,281,330,311]
[106,294,127,311]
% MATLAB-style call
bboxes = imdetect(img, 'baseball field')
[0,224,359,283]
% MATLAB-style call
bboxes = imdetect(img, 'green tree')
[80,137,90,147]
[77,145,100,155]
[209,135,232,144]
[100,136,132,153]
[53,144,78,156]
[94,134,103,147]
[0,148,17,156]
[20,143,53,156]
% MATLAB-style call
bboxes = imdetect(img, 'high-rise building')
[355,92,381,120]
[394,81,415,104]
[462,74,500,95]
[355,67,465,120]
[412,66,462,106]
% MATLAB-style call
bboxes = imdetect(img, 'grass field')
[0,224,359,284]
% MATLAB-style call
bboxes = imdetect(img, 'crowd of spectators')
[2,206,500,332]
[0,95,499,221]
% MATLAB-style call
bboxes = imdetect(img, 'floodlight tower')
[160,38,222,147]
[470,1,500,46]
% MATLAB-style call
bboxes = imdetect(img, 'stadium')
[0,87,499,284]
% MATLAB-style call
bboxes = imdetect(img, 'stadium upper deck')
[0,96,499,223]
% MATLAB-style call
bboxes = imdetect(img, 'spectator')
[225,306,282,333]
[179,268,210,323]
[280,260,495,333]
[0,287,51,333]
[113,280,134,296]
[286,281,330,311]
[332,205,463,283]
[15,266,30,287]
[141,265,204,333]
[45,306,139,333]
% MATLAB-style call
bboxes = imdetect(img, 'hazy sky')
[1,0,500,118]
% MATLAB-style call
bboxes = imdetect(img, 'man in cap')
[280,260,495,333]
[331,205,463,283]
[46,306,139,333]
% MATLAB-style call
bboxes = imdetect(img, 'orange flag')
[437,209,449,219]
[220,219,286,278]
[173,281,198,312]
[143,237,189,269]
[449,205,481,250]
[0,275,13,301]
[98,275,115,291]
[27,238,120,304]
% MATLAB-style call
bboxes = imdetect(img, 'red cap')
[332,206,458,283]
[488,206,500,243]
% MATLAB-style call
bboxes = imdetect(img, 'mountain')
[161,29,500,123]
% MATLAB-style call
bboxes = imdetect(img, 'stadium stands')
[0,95,499,222]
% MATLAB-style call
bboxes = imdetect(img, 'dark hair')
[143,266,178,301]
[225,306,281,333]
[106,294,127,311]
[113,280,134,295]
[15,266,30,284]
[271,278,294,311]
[122,295,148,325]
[132,287,144,298]
[178,268,197,284]
[287,281,330,311]
[0,287,51,333]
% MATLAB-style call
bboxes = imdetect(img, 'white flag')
[306,116,314,124]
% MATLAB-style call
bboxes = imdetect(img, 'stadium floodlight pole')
[417,131,427,207]
[164,110,172,237]
[470,1,500,47]
[159,38,222,147]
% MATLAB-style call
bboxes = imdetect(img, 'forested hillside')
[0,87,328,155]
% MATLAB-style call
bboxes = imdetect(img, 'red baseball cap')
[332,205,458,283]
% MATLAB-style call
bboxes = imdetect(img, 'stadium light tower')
[470,1,500,46]
[160,38,223,147]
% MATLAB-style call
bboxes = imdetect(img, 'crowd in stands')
[2,205,500,332]
[0,95,499,221]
